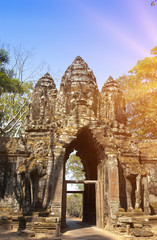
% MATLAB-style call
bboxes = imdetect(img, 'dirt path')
[62,218,124,240]
[1,218,157,239]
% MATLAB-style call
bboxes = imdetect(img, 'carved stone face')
[59,56,99,122]
[28,74,57,128]
[66,83,97,117]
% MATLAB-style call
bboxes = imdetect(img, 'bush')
[66,193,83,218]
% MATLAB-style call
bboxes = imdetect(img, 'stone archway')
[61,127,104,228]
[4,56,150,234]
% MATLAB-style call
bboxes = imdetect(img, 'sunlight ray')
[77,0,150,57]
[126,0,157,46]
[122,80,157,105]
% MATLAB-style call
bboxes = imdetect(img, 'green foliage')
[0,48,23,94]
[0,81,33,136]
[0,47,34,136]
[0,49,9,66]
[66,193,83,218]
[66,153,85,182]
[151,46,157,55]
[66,154,85,218]
[117,46,157,139]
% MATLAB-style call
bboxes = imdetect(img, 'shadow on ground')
[62,218,119,240]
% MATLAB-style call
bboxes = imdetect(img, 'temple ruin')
[1,56,157,236]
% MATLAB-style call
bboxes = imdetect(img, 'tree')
[0,81,33,136]
[66,153,85,218]
[151,0,157,6]
[66,153,85,182]
[117,46,157,139]
[0,46,34,136]
[0,48,23,95]
[66,193,83,218]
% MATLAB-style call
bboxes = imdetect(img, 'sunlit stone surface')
[0,57,156,236]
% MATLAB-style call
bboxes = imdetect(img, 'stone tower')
[0,56,155,235]
[56,56,99,128]
[100,76,126,124]
[27,72,57,130]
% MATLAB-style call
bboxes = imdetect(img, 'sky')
[1,0,157,90]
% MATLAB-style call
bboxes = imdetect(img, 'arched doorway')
[65,151,85,220]
[61,127,104,228]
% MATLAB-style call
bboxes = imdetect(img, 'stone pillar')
[12,174,21,212]
[96,162,103,228]
[135,174,141,209]
[126,178,133,211]
[61,180,67,228]
[43,157,54,208]
[96,180,104,228]
[107,153,120,220]
[32,177,39,208]
[24,171,31,215]
[143,176,151,214]
[50,147,65,218]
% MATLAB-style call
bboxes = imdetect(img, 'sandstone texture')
[0,56,157,235]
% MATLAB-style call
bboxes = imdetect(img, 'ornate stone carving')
[0,56,155,233]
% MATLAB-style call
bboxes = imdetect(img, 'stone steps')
[148,214,157,225]
[0,211,22,230]
[117,214,157,237]
[117,214,154,237]
[18,211,60,235]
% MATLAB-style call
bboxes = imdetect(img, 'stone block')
[133,223,143,228]
[133,229,153,237]
[19,229,35,237]
[118,216,133,223]
[34,222,56,229]
[45,217,59,223]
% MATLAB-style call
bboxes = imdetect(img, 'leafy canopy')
[66,193,83,218]
[117,46,157,139]
[66,153,85,181]
[0,47,33,136]
[0,48,23,94]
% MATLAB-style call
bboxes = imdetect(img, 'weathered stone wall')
[0,137,27,211]
[144,161,157,212]
[0,56,157,231]
[139,140,157,213]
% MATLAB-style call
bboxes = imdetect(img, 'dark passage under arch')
[62,128,99,227]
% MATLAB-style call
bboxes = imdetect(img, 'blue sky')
[1,0,157,90]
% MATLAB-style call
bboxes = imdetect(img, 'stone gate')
[1,56,157,234]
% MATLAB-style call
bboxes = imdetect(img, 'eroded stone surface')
[0,56,156,234]
[133,229,153,237]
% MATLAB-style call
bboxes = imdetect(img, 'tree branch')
[5,108,28,134]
